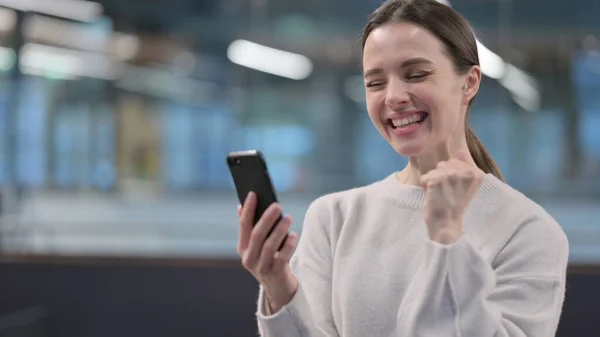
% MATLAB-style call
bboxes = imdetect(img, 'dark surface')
[0,258,598,337]
[0,258,259,337]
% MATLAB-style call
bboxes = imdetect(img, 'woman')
[236,0,569,336]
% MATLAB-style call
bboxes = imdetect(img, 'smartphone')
[227,150,283,226]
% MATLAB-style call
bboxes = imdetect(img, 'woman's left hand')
[420,150,485,245]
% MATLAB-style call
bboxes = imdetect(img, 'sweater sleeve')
[256,196,340,337]
[397,217,569,337]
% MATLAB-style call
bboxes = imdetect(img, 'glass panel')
[0,0,596,263]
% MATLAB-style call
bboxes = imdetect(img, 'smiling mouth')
[388,112,429,129]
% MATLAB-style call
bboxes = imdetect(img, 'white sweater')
[256,173,569,337]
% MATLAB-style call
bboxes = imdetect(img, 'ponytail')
[465,126,505,182]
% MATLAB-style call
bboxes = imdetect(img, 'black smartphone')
[227,150,283,226]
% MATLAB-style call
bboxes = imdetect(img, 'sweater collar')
[376,171,508,212]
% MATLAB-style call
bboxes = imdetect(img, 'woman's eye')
[407,73,428,81]
[365,82,384,88]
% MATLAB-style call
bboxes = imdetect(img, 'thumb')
[454,149,470,163]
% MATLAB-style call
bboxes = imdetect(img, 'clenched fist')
[419,150,485,245]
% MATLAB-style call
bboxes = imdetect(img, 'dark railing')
[1,255,599,337]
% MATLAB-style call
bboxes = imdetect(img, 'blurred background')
[0,0,598,336]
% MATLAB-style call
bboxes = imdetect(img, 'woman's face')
[362,22,479,157]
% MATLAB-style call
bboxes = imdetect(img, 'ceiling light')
[227,39,313,80]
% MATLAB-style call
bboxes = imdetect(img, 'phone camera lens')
[234,158,241,165]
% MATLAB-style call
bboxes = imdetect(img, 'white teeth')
[391,114,424,127]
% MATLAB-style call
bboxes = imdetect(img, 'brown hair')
[361,0,505,181]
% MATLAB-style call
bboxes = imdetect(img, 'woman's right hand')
[237,192,299,313]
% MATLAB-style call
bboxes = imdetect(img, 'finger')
[421,168,444,187]
[426,172,443,189]
[237,192,256,254]
[273,231,299,269]
[419,173,429,187]
[237,204,242,218]
[444,168,460,185]
[420,170,436,186]
[460,169,484,193]
[436,160,450,169]
[257,215,292,272]
[420,172,434,187]
[440,168,461,199]
[246,203,283,265]
[445,159,481,188]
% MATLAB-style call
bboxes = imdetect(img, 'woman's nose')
[384,78,410,110]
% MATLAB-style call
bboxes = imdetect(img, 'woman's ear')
[463,65,481,105]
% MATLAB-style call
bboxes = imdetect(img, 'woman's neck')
[396,138,476,186]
